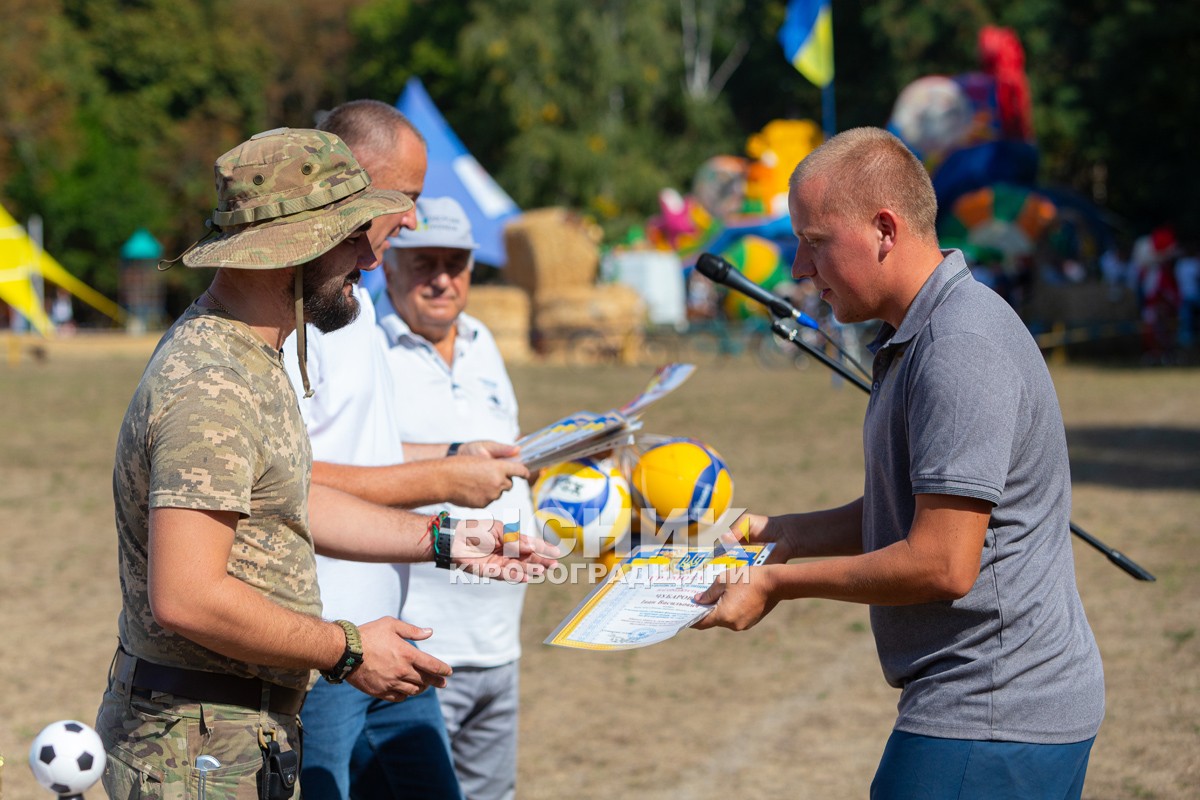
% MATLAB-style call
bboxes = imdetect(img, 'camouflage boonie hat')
[180,128,413,270]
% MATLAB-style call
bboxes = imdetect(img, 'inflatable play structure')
[887,26,1111,266]
[888,26,1038,205]
[0,204,125,334]
[609,25,1114,326]
[606,116,825,326]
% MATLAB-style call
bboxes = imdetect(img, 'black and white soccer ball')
[28,720,106,797]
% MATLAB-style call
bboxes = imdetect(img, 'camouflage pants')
[96,670,303,799]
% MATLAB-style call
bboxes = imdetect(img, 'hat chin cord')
[294,266,313,398]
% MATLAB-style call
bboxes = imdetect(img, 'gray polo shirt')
[862,250,1104,744]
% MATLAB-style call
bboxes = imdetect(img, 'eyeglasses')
[402,252,473,281]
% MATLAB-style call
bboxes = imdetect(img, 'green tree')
[347,0,746,233]
[1001,0,1200,234]
[244,0,371,125]
[0,1,93,201]
[4,0,1195,313]
[2,0,345,302]
[450,0,747,236]
[346,0,468,106]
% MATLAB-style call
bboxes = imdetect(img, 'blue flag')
[778,0,834,88]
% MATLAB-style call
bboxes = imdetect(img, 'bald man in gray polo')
[863,250,1104,744]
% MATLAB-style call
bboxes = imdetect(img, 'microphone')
[695,252,819,330]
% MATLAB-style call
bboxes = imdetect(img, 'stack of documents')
[518,363,694,470]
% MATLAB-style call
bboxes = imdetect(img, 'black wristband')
[446,442,463,456]
[430,511,455,570]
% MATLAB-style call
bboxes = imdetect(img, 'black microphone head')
[695,252,731,282]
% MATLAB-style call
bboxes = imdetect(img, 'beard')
[302,264,361,333]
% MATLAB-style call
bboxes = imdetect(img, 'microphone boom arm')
[697,251,1155,582]
[771,319,872,392]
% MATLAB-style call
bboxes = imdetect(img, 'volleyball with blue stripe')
[630,438,733,532]
[533,457,632,556]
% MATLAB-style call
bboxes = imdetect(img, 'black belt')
[120,648,306,717]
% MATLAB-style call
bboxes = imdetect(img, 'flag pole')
[821,2,836,137]
[779,0,836,133]
[821,82,837,138]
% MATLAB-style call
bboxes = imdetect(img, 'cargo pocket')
[190,756,263,800]
[190,704,297,799]
[103,741,168,800]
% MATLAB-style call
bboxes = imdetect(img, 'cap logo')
[388,197,480,252]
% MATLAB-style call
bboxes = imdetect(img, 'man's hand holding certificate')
[545,543,774,650]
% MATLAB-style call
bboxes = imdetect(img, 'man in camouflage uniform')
[96,128,555,800]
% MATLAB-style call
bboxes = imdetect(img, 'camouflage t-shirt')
[112,304,319,691]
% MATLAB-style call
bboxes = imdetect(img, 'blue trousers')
[300,676,462,800]
[871,730,1095,800]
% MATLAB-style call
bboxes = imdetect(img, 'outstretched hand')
[451,518,559,581]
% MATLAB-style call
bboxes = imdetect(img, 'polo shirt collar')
[374,290,480,349]
[869,248,971,353]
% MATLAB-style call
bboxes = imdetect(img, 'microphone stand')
[769,317,1156,582]
[771,318,873,392]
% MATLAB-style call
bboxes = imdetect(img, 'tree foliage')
[452,0,746,235]
[999,0,1200,235]
[1,0,1196,308]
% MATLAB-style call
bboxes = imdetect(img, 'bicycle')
[681,316,812,370]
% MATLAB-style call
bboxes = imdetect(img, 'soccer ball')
[28,720,106,797]
[630,438,733,540]
[533,457,632,557]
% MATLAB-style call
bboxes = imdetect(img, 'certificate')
[544,543,774,650]
[517,363,695,470]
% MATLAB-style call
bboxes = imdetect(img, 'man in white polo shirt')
[283,101,531,800]
[377,196,532,800]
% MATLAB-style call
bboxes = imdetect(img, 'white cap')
[387,196,479,251]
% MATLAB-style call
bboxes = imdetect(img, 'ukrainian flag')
[778,0,834,89]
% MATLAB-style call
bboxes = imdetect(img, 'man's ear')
[876,209,899,259]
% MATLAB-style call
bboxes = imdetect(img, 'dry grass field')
[0,333,1196,799]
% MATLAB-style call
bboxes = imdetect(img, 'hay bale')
[504,208,601,299]
[534,284,644,330]
[467,284,533,364]
[533,284,646,364]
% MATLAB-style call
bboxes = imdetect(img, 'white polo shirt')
[376,292,530,668]
[282,284,409,625]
